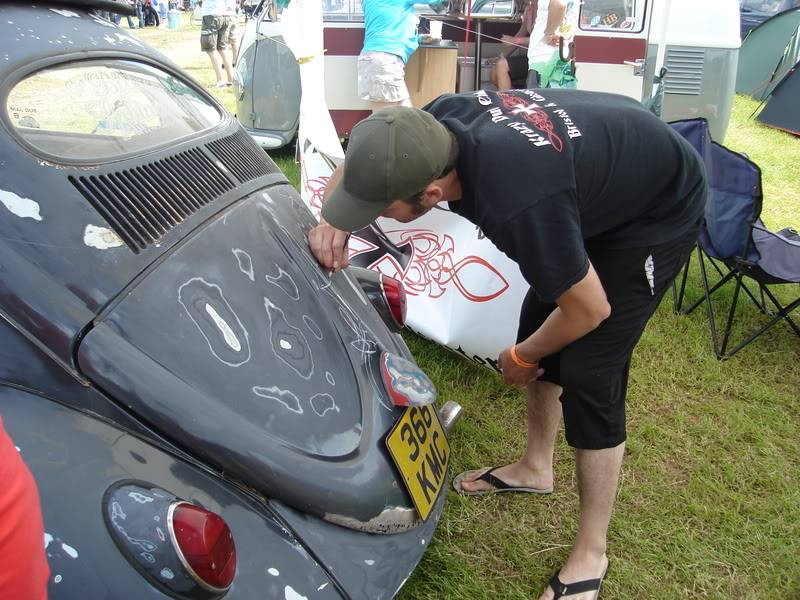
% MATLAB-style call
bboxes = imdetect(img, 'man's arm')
[500,23,530,57]
[516,262,610,362]
[323,162,345,205]
[308,163,352,272]
[544,0,567,44]
[498,263,610,386]
[486,190,608,386]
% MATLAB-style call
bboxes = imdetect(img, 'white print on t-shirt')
[473,90,583,152]
[475,90,493,106]
[645,254,655,295]
[552,108,583,140]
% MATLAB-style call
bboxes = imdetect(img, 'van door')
[322,0,371,137]
[574,0,655,100]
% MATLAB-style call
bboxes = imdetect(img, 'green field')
[135,17,799,599]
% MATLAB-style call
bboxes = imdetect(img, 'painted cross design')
[497,92,565,152]
[349,228,510,303]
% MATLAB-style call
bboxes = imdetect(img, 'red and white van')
[234,0,740,147]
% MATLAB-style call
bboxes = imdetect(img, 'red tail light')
[169,502,237,592]
[380,352,437,407]
[380,275,407,328]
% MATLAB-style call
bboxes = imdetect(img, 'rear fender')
[0,386,342,600]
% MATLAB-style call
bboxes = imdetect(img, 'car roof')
[46,0,135,15]
[0,2,176,79]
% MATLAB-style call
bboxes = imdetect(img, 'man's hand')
[308,219,350,272]
[545,32,560,46]
[498,346,544,387]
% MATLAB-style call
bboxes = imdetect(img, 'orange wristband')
[510,345,538,369]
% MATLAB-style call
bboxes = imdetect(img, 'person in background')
[0,416,49,600]
[143,0,160,26]
[115,0,139,28]
[158,0,169,22]
[489,0,537,89]
[359,0,446,112]
[226,0,240,66]
[491,0,573,90]
[526,0,577,85]
[135,0,145,28]
[200,0,236,88]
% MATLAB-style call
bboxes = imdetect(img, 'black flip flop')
[548,562,609,599]
[452,467,553,496]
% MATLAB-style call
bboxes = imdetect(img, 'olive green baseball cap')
[321,107,454,232]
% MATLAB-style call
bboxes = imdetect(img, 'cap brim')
[321,183,389,233]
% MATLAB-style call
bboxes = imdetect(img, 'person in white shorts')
[358,0,444,112]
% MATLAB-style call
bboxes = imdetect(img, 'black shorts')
[505,55,541,89]
[516,231,698,449]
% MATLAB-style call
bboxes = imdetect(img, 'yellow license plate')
[386,404,450,521]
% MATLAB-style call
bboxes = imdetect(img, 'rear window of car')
[6,60,221,162]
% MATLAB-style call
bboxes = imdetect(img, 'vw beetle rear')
[0,2,458,598]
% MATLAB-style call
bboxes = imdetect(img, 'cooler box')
[168,9,181,29]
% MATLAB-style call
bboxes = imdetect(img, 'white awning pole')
[654,0,672,76]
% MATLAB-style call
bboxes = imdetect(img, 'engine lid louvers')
[69,130,280,253]
[206,129,281,182]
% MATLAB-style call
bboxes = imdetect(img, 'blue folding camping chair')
[670,118,800,359]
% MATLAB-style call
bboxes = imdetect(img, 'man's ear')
[420,182,444,208]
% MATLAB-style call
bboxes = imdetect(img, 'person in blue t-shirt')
[359,0,444,112]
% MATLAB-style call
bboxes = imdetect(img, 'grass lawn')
[135,18,799,599]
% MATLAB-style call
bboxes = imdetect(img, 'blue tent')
[736,7,800,100]
[757,61,800,134]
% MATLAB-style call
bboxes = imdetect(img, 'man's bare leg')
[206,50,224,84]
[538,442,624,600]
[491,55,513,90]
[459,380,562,492]
[371,98,413,112]
[220,49,234,83]
[230,37,239,66]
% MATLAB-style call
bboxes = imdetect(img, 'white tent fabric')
[280,0,344,162]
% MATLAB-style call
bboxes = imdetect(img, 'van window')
[324,0,364,21]
[6,60,221,162]
[579,0,647,33]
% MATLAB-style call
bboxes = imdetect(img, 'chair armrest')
[752,223,800,247]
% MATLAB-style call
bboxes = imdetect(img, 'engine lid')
[78,187,413,522]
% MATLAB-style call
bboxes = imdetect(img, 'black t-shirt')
[424,89,706,302]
